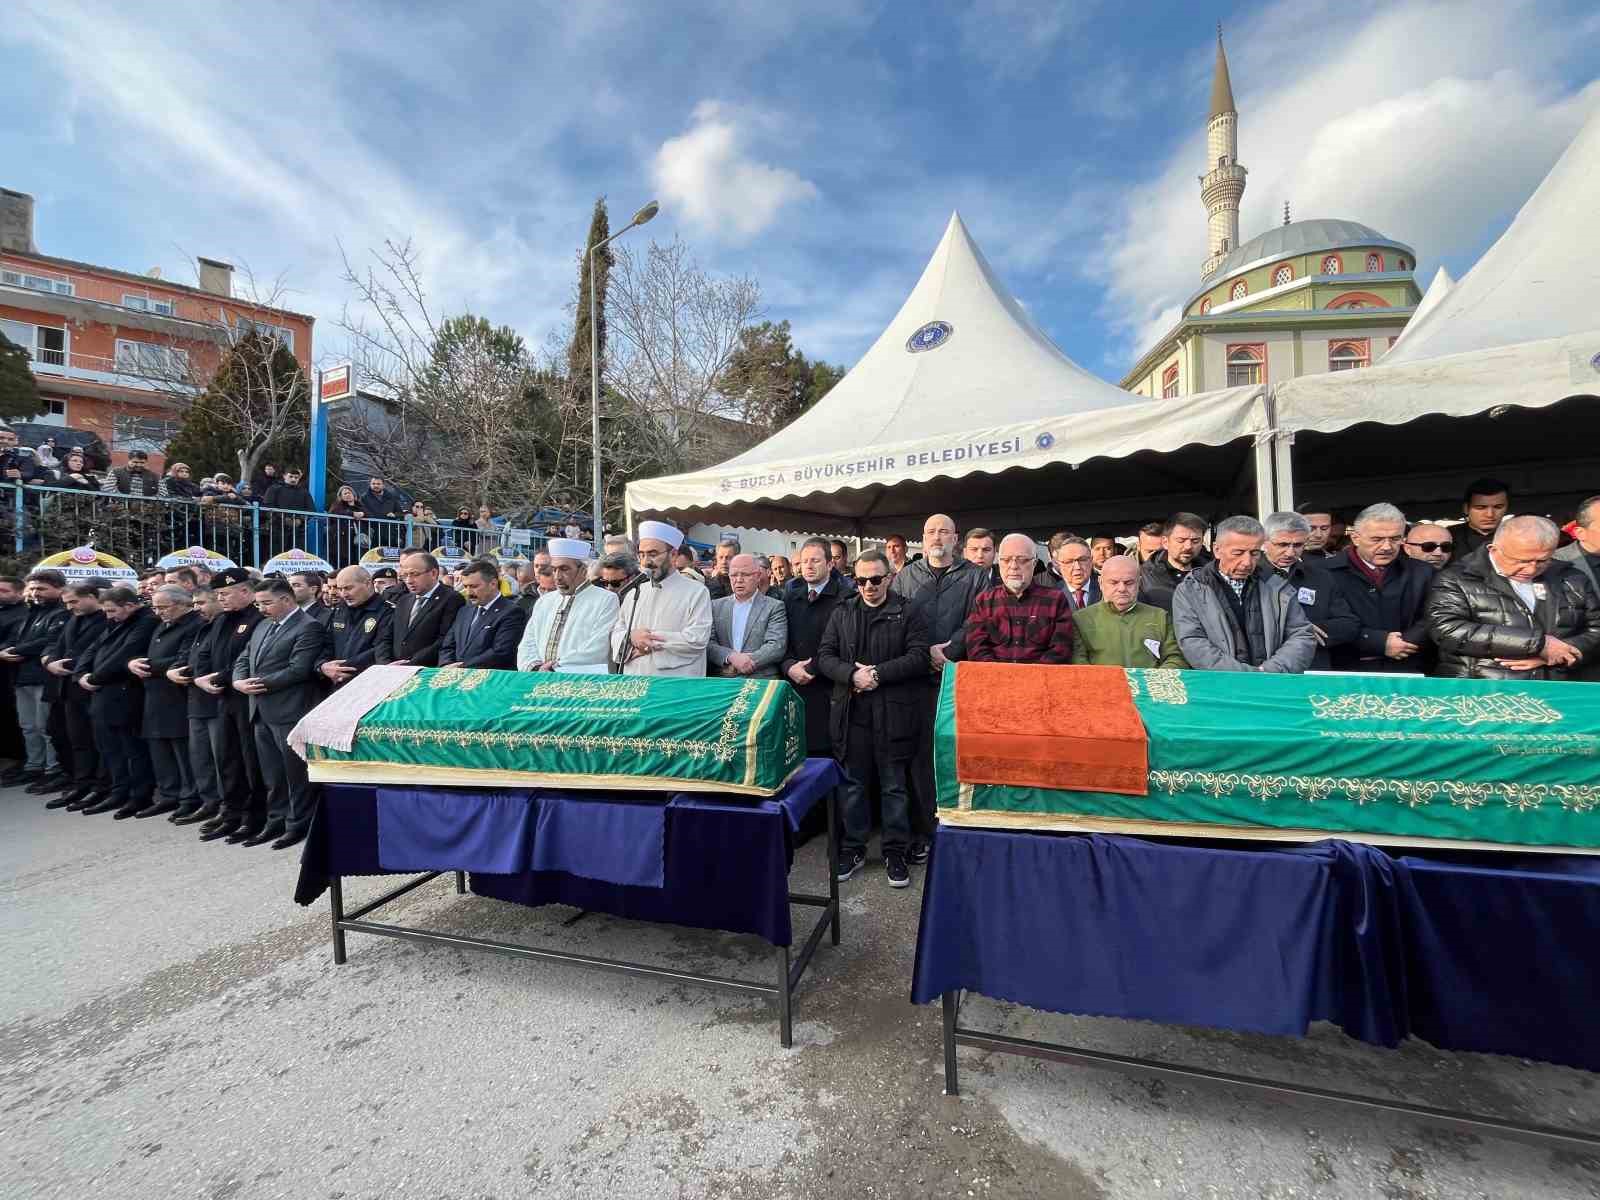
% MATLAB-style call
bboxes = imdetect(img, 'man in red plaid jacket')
[965,533,1076,664]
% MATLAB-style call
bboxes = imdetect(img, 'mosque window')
[1272,264,1293,287]
[1161,363,1180,398]
[1327,292,1390,310]
[1398,257,1409,270]
[1199,298,1212,315]
[1226,344,1265,387]
[1366,253,1384,272]
[1328,339,1371,371]
[1230,280,1247,301]
[1321,254,1342,275]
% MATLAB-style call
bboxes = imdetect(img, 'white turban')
[636,520,685,550]
[548,537,592,561]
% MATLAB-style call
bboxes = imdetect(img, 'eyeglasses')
[599,577,628,589]
[1406,541,1452,553]
[853,575,887,587]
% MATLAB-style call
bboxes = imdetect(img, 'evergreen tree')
[0,331,44,422]
[568,197,614,401]
[720,320,844,433]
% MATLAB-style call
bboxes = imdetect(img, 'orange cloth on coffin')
[954,663,1148,795]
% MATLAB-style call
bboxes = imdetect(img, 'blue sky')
[4,0,1598,383]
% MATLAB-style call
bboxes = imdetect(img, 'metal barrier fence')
[1,484,536,570]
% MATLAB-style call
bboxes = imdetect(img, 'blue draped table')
[296,758,840,946]
[913,825,1600,1080]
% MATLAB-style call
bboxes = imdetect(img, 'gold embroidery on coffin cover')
[1147,771,1600,814]
[357,676,764,766]
[1308,692,1563,727]
[1125,668,1188,705]
[529,677,651,702]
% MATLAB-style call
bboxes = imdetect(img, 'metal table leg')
[778,944,794,1048]
[827,782,840,946]
[455,870,466,895]
[943,989,960,1095]
[329,875,347,965]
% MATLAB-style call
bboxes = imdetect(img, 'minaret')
[1200,27,1247,278]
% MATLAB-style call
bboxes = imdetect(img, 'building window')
[1365,253,1383,272]
[234,315,295,354]
[1329,339,1371,371]
[1397,257,1409,271]
[113,415,183,454]
[1271,264,1293,287]
[1226,344,1266,387]
[114,338,190,379]
[1327,292,1390,310]
[1321,254,1342,275]
[46,398,66,417]
[0,269,73,296]
[123,294,175,316]
[1229,280,1247,301]
[1199,298,1212,315]
[1161,363,1180,399]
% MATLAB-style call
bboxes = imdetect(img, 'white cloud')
[651,102,819,242]
[1088,0,1600,366]
[959,0,1084,78]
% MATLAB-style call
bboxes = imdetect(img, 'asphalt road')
[3,785,1598,1199]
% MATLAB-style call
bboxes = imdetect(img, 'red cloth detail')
[1346,546,1388,588]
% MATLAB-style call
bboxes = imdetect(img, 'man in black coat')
[1259,513,1358,671]
[817,548,930,890]
[261,468,318,556]
[169,586,226,825]
[782,538,849,763]
[129,585,203,818]
[1427,515,1600,681]
[5,570,69,791]
[0,576,29,774]
[232,577,330,850]
[356,477,406,547]
[76,587,159,817]
[1138,513,1210,612]
[376,550,464,666]
[440,558,527,669]
[288,569,335,629]
[1323,502,1436,673]
[193,568,269,844]
[318,566,395,687]
[44,581,110,809]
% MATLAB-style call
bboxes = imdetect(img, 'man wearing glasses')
[1403,524,1455,571]
[518,539,617,673]
[965,533,1076,664]
[816,549,930,889]
[609,521,712,677]
[376,549,464,667]
[1323,503,1435,673]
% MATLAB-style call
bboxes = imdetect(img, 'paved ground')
[4,784,1599,1200]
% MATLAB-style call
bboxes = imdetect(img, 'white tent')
[629,213,1268,537]
[1380,265,1452,358]
[1269,108,1600,514]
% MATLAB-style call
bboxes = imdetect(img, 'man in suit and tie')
[708,553,788,678]
[318,566,396,687]
[289,570,336,629]
[441,558,528,670]
[232,577,329,849]
[192,568,269,844]
[1053,536,1101,612]
[376,549,464,666]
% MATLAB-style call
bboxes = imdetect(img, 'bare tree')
[605,237,763,474]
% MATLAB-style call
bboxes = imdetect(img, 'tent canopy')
[629,213,1268,537]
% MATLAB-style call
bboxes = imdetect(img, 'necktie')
[408,592,427,628]
[809,589,818,602]
[257,619,281,663]
[1074,589,1084,609]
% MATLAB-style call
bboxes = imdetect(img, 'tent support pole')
[1272,430,1296,513]
[1253,433,1275,520]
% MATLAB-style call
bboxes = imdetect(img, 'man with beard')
[441,558,527,669]
[962,528,998,586]
[520,539,619,673]
[1139,513,1208,612]
[193,568,270,844]
[610,523,712,676]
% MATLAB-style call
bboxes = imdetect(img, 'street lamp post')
[589,199,659,541]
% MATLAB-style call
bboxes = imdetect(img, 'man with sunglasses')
[1403,524,1455,571]
[596,550,640,596]
[817,549,930,889]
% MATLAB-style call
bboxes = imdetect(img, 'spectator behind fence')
[55,448,99,491]
[1072,556,1185,668]
[1324,502,1434,674]
[327,484,366,564]
[101,448,162,497]
[0,426,46,485]
[1427,514,1600,681]
[1172,515,1316,674]
[966,533,1076,664]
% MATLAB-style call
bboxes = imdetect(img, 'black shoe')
[1,767,35,786]
[225,825,264,845]
[242,823,285,848]
[44,793,78,810]
[885,851,910,889]
[112,802,147,820]
[135,800,180,819]
[905,839,930,866]
[200,821,241,842]
[271,829,307,851]
[835,847,865,882]
[82,796,123,815]
[173,807,218,826]
[25,775,69,795]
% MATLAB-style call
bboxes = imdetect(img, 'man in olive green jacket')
[1070,556,1187,668]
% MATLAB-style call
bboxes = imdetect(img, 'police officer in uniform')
[318,565,395,687]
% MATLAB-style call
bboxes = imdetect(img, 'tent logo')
[906,321,954,354]
[1591,350,1600,374]
[1035,432,1055,450]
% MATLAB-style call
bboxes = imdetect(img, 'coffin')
[935,663,1600,853]
[300,667,806,795]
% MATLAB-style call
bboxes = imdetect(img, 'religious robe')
[609,570,713,677]
[516,582,619,673]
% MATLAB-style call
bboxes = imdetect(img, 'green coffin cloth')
[307,668,806,796]
[936,665,1600,851]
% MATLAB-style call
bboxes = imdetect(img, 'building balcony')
[29,348,199,396]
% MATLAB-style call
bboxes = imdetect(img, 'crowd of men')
[5,476,1597,893]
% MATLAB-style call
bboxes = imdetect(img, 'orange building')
[0,187,314,473]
